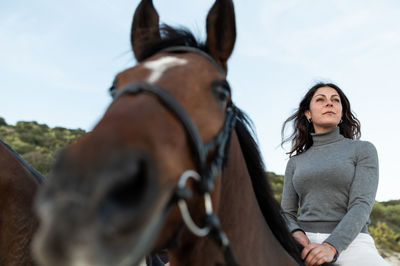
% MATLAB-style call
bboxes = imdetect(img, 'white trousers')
[306,232,390,266]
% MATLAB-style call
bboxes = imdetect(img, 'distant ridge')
[0,117,85,175]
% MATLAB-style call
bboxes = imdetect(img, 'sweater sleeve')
[324,141,379,253]
[281,157,302,232]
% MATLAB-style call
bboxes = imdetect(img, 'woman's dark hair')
[281,82,361,157]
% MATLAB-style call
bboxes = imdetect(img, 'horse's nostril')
[99,158,150,222]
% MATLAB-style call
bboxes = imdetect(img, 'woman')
[281,83,388,266]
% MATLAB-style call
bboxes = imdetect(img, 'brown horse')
[32,1,333,265]
[0,139,44,265]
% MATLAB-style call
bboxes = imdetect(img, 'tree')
[0,117,6,126]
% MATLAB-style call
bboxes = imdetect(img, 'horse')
[0,139,45,265]
[32,0,334,265]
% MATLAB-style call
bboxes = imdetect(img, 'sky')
[1,0,400,201]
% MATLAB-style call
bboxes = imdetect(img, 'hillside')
[0,117,85,175]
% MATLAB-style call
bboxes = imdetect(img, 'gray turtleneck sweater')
[281,127,379,253]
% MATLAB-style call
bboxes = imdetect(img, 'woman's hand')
[292,230,310,247]
[301,242,337,266]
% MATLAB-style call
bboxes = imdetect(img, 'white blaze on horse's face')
[144,56,187,83]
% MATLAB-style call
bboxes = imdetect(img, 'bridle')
[110,46,240,266]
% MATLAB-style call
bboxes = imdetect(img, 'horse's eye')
[213,83,231,105]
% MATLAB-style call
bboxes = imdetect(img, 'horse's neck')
[0,143,41,189]
[170,133,298,266]
[0,144,39,266]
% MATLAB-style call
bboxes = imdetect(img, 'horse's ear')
[205,0,236,72]
[131,0,160,60]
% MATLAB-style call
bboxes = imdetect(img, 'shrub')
[370,221,400,253]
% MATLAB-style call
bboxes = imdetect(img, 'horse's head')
[33,1,236,265]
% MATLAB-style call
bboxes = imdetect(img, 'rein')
[110,46,240,266]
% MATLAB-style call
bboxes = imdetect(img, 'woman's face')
[305,86,343,133]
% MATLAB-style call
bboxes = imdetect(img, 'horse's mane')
[0,138,46,183]
[134,27,304,264]
[234,110,304,265]
[134,25,207,62]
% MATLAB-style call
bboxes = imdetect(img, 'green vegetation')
[268,171,284,203]
[0,117,85,175]
[370,200,400,255]
[268,172,400,256]
[0,117,6,126]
